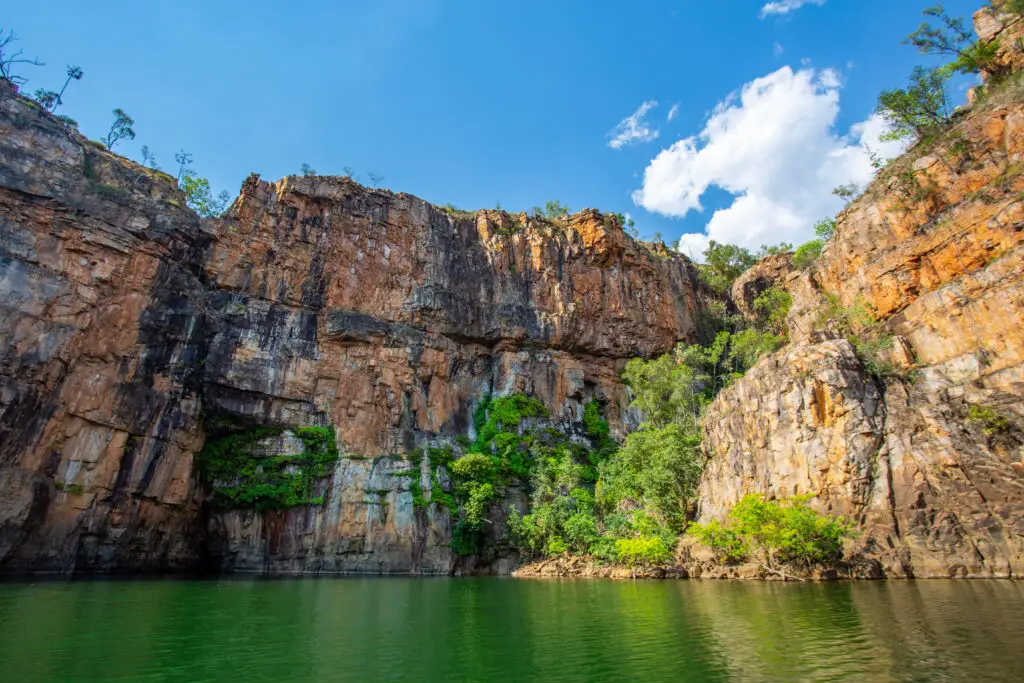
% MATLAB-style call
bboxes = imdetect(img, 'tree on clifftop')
[0,29,42,86]
[103,108,135,150]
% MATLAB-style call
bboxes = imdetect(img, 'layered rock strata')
[0,88,706,573]
[695,8,1024,578]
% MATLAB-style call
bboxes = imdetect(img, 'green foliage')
[196,425,340,509]
[32,89,58,110]
[103,108,135,150]
[688,494,853,574]
[181,170,230,218]
[832,184,859,203]
[792,240,824,269]
[877,66,952,142]
[698,240,758,294]
[687,520,746,563]
[756,243,793,258]
[727,328,784,370]
[905,5,1004,77]
[968,405,1012,436]
[300,162,316,176]
[541,200,571,219]
[614,536,672,569]
[753,286,792,336]
[597,423,703,532]
[814,217,836,241]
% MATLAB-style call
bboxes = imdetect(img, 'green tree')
[753,286,792,335]
[300,163,317,177]
[103,108,135,150]
[756,243,793,258]
[688,494,853,577]
[181,170,229,217]
[792,240,824,269]
[876,66,952,142]
[597,423,703,531]
[832,183,859,203]
[32,88,58,110]
[905,5,1002,77]
[699,240,758,294]
[542,200,571,219]
[814,217,836,241]
[367,172,384,188]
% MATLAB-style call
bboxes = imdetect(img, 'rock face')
[730,252,793,320]
[0,88,706,574]
[696,9,1024,578]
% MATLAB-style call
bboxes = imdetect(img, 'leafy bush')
[753,286,792,336]
[196,425,340,509]
[688,494,853,575]
[614,536,672,569]
[597,423,703,532]
[792,240,824,269]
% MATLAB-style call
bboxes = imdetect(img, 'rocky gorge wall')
[693,5,1024,578]
[0,84,706,574]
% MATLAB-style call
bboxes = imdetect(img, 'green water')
[0,579,1021,682]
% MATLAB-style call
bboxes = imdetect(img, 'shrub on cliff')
[753,286,792,336]
[792,240,824,269]
[688,494,853,577]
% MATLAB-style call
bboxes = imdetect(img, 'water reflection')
[0,578,1021,682]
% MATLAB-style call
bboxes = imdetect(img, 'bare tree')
[103,108,135,150]
[0,29,43,86]
[367,172,383,188]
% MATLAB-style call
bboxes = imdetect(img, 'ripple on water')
[0,578,1022,682]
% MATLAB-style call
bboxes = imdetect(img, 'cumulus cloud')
[667,103,680,122]
[631,67,905,256]
[607,100,659,149]
[760,0,827,17]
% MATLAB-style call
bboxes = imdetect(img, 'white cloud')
[632,67,905,254]
[607,100,660,149]
[667,103,680,122]
[773,42,785,56]
[760,0,827,18]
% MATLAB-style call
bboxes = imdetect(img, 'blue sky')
[6,0,981,252]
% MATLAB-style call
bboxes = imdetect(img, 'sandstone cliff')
[0,86,706,574]
[694,6,1024,578]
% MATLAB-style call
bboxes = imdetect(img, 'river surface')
[0,578,1021,682]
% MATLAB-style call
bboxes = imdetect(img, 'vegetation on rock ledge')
[197,425,340,510]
